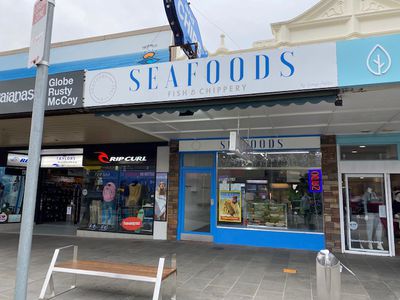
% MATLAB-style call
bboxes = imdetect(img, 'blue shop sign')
[337,34,400,87]
[164,0,207,59]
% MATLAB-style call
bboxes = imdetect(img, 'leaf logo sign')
[366,44,392,76]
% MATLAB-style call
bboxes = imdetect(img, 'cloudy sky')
[0,0,320,53]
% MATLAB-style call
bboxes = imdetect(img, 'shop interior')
[390,174,400,255]
[78,165,156,235]
[36,168,83,231]
[217,151,323,233]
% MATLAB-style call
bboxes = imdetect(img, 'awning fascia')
[96,89,339,117]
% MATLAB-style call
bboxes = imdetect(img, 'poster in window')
[155,173,168,221]
[219,190,242,223]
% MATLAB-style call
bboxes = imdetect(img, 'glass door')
[344,174,390,254]
[389,174,400,255]
[183,171,212,233]
[178,153,216,241]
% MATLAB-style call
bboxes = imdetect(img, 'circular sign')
[121,217,142,231]
[82,189,88,196]
[349,221,358,230]
[89,72,117,104]
[0,213,8,223]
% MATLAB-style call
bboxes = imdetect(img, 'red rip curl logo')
[96,152,110,163]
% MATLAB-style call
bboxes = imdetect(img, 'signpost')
[14,0,55,299]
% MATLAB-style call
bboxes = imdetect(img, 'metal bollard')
[316,249,341,300]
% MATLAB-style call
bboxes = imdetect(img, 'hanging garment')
[103,182,116,202]
[89,200,102,225]
[126,183,142,207]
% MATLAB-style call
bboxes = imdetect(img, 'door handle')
[211,199,214,206]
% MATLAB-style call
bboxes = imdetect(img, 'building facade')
[1,0,400,255]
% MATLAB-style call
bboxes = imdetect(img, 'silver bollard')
[316,249,341,300]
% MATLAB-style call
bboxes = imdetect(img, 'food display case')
[244,180,288,228]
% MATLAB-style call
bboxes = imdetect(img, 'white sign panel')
[7,153,29,167]
[40,155,83,168]
[84,43,337,107]
[179,136,321,152]
[28,0,48,68]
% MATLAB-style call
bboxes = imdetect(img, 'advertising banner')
[83,143,158,166]
[84,43,337,108]
[337,34,400,87]
[40,155,83,168]
[219,190,242,223]
[155,172,168,221]
[0,70,84,114]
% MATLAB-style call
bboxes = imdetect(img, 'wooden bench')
[39,245,177,300]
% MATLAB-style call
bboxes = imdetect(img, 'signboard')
[84,43,337,108]
[164,0,207,58]
[308,169,323,194]
[83,143,158,166]
[28,0,48,68]
[121,217,143,231]
[155,173,168,221]
[40,155,83,168]
[7,153,29,167]
[218,190,242,223]
[0,71,85,115]
[337,34,400,87]
[179,136,321,152]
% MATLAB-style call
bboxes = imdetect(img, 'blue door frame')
[177,153,217,240]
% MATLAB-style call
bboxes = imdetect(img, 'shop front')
[0,143,169,239]
[335,33,400,256]
[177,136,325,251]
[0,152,26,225]
[78,143,159,237]
[337,135,400,256]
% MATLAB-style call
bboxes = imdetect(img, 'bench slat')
[55,260,176,280]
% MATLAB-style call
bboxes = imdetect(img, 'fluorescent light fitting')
[267,151,310,155]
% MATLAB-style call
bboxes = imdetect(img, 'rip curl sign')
[308,169,323,194]
[121,217,142,231]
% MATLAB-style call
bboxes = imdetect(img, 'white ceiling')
[0,114,162,147]
[104,85,400,140]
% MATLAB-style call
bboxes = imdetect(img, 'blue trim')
[214,227,325,251]
[0,49,170,81]
[178,153,216,238]
[337,134,400,145]
[176,134,321,141]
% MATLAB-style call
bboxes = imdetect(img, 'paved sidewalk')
[0,233,399,300]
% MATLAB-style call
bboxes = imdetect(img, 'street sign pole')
[14,1,55,299]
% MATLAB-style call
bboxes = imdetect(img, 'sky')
[0,0,320,53]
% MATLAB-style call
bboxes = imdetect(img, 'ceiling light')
[271,183,290,189]
[352,150,358,154]
[359,145,366,148]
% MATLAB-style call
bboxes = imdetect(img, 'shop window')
[340,145,397,160]
[183,153,214,168]
[217,151,323,233]
[0,167,25,224]
[78,166,156,235]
